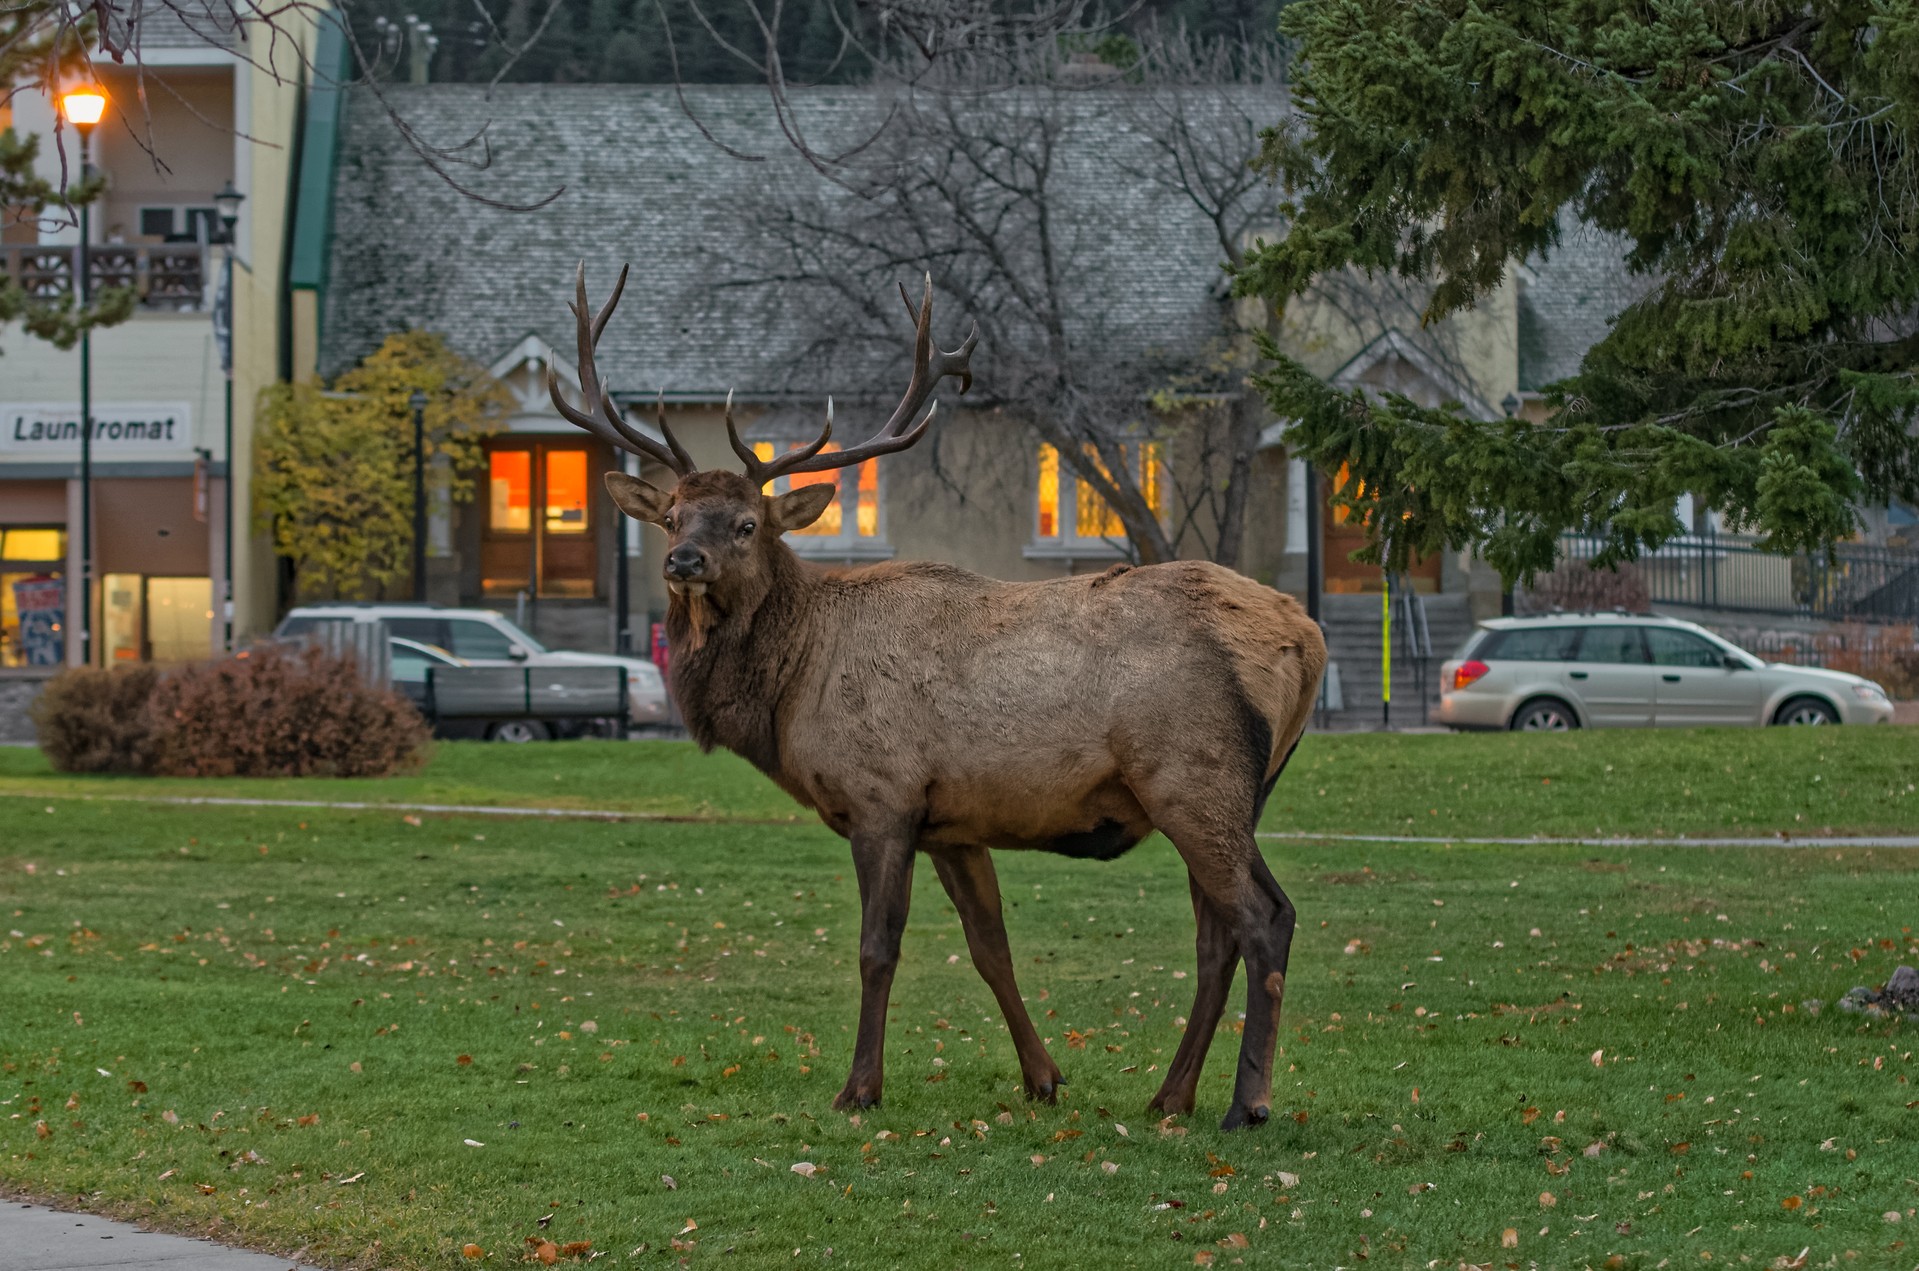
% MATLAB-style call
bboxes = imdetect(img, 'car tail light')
[1453,659,1489,691]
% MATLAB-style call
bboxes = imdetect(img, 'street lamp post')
[409,389,428,602]
[61,87,107,667]
[213,180,244,651]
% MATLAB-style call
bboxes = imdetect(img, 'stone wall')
[0,672,51,745]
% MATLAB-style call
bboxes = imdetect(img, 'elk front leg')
[1147,872,1239,1118]
[834,827,917,1111]
[929,845,1062,1102]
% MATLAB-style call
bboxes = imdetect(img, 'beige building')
[317,82,1595,702]
[0,4,327,668]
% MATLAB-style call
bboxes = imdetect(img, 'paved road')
[0,1201,323,1271]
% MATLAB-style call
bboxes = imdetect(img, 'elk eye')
[738,521,757,538]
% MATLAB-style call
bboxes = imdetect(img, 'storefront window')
[146,577,213,663]
[1,526,67,667]
[102,573,145,664]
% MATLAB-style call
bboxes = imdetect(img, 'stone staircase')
[1314,592,1476,731]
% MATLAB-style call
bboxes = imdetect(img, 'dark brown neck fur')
[665,544,818,777]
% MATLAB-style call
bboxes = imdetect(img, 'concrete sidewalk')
[0,1200,323,1270]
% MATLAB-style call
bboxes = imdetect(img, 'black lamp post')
[61,87,107,666]
[1500,392,1521,617]
[410,389,428,602]
[213,179,244,650]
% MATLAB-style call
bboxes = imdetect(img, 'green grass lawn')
[2,724,1917,839]
[3,734,1917,1269]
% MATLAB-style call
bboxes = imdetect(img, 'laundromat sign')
[0,402,194,457]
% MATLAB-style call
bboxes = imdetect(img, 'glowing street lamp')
[60,87,107,130]
[60,85,108,666]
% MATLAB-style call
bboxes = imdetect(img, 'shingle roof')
[1517,215,1655,391]
[101,0,239,52]
[323,83,1238,397]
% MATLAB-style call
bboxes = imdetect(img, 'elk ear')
[604,471,673,524]
[769,483,837,532]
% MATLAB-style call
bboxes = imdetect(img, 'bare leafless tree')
[708,27,1290,565]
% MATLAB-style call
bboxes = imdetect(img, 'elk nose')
[665,545,707,580]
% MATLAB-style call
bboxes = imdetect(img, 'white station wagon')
[1437,613,1896,730]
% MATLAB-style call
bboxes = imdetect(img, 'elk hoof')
[832,1084,882,1111]
[1146,1089,1196,1117]
[1218,1102,1271,1133]
[1024,1072,1062,1103]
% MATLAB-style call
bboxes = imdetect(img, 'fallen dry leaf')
[1102,1161,1120,1175]
[1590,1049,1604,1067]
[1539,1192,1557,1208]
[661,1175,676,1190]
[1502,1228,1519,1249]
[461,1243,485,1259]
[1408,1181,1435,1195]
[1276,1171,1300,1188]
[457,1055,473,1066]
[161,1109,180,1125]
[1220,1232,1249,1248]
[560,1242,592,1256]
[33,1121,50,1140]
[791,1162,819,1178]
[1781,1196,1803,1210]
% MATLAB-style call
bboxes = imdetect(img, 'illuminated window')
[1330,461,1371,527]
[1,528,65,560]
[1036,441,1168,542]
[753,440,880,542]
[543,449,589,536]
[489,450,531,533]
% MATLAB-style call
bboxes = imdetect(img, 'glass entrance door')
[483,442,598,599]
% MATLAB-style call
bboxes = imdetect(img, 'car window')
[277,616,317,638]
[390,650,430,681]
[386,618,449,647]
[1574,626,1648,664]
[1646,628,1724,668]
[448,619,518,660]
[1479,626,1580,661]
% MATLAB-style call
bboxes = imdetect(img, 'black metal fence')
[1555,530,1919,623]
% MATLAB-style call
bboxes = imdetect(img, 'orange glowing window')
[1039,441,1166,539]
[755,441,877,538]
[543,450,589,535]
[489,450,531,533]
[1330,461,1371,527]
[1036,445,1060,537]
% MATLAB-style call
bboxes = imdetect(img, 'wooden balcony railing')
[1,242,208,311]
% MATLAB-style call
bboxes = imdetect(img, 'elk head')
[546,263,978,650]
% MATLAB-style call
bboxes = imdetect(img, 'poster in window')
[13,576,64,666]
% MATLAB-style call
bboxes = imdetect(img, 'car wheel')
[1773,697,1837,726]
[1511,698,1579,732]
[488,721,550,743]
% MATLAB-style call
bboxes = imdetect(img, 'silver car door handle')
[1568,671,1588,680]
[1662,674,1680,682]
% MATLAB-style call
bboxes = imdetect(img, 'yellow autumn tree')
[253,332,511,600]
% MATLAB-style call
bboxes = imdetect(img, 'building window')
[1033,441,1167,547]
[2,527,67,667]
[97,572,213,664]
[750,440,887,555]
[483,442,599,599]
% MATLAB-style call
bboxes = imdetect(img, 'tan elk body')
[551,267,1326,1129]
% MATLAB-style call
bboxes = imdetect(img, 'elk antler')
[547,262,696,477]
[732,275,979,486]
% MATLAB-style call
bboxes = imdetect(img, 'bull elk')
[548,265,1326,1130]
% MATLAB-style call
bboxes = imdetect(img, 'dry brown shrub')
[146,643,430,777]
[30,665,162,773]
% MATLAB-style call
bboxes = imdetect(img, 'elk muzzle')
[665,545,709,595]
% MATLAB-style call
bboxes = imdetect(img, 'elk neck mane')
[663,538,819,775]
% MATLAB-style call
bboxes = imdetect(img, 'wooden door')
[1322,462,1442,594]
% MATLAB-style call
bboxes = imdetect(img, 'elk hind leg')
[930,845,1062,1101]
[1146,872,1239,1117]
